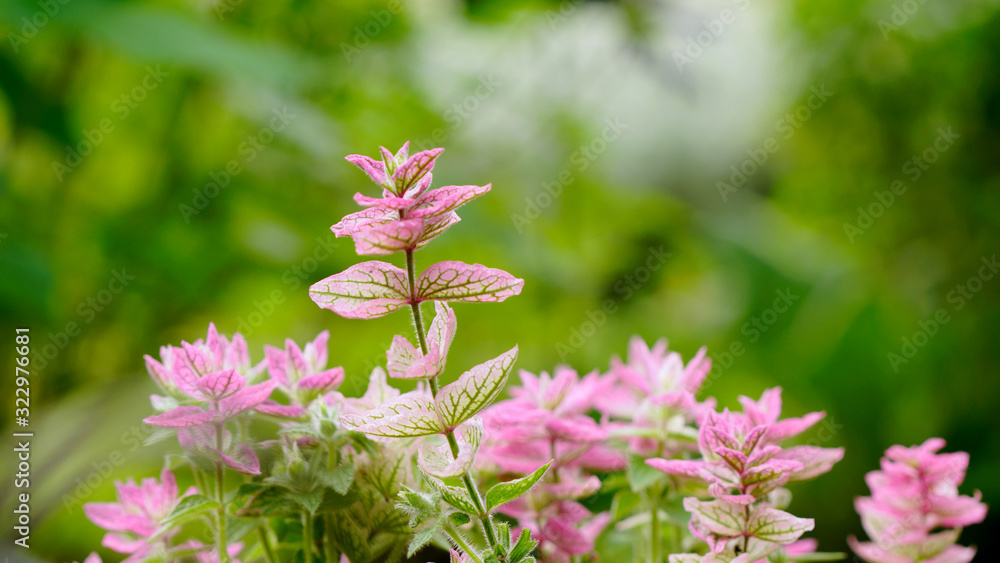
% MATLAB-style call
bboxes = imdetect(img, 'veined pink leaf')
[332,208,393,237]
[683,498,747,537]
[341,392,445,437]
[426,302,457,364]
[416,212,460,248]
[195,369,245,401]
[418,417,483,479]
[345,154,390,188]
[298,368,345,392]
[255,401,307,418]
[646,459,708,481]
[386,335,423,378]
[409,184,491,219]
[143,406,216,428]
[416,261,524,303]
[265,346,289,385]
[353,192,414,209]
[222,444,261,475]
[218,381,277,419]
[778,446,845,481]
[352,218,425,255]
[309,261,410,319]
[435,346,518,427]
[747,507,814,543]
[392,148,443,194]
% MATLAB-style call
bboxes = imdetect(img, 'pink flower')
[260,330,344,415]
[83,468,196,561]
[849,438,987,563]
[501,497,610,563]
[143,323,256,399]
[336,143,491,255]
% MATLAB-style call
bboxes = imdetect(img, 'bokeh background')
[2,0,999,560]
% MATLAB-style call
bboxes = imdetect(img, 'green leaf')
[407,521,441,558]
[234,486,301,518]
[326,513,370,563]
[162,494,218,527]
[318,488,360,513]
[449,512,472,526]
[289,486,325,514]
[627,455,665,492]
[321,462,356,495]
[225,516,258,544]
[435,347,518,427]
[485,460,552,512]
[423,474,479,515]
[509,528,539,563]
[786,553,848,562]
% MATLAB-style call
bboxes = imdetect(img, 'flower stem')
[405,248,498,550]
[214,423,229,563]
[446,526,484,563]
[303,511,315,563]
[256,526,277,563]
[650,501,660,563]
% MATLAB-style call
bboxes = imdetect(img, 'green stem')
[256,526,277,563]
[405,248,498,550]
[650,502,660,563]
[214,423,229,563]
[303,511,315,563]
[446,526,484,563]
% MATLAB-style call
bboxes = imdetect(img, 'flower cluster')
[647,388,844,562]
[77,142,986,563]
[849,438,987,563]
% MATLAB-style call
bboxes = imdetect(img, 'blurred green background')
[2,0,999,560]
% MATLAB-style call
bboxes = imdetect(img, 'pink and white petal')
[386,335,421,378]
[416,261,524,304]
[766,412,826,443]
[309,261,410,319]
[101,532,149,555]
[143,406,216,428]
[777,446,845,481]
[425,301,457,368]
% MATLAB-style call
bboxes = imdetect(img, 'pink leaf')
[352,192,414,209]
[255,401,307,418]
[647,458,708,481]
[352,219,424,255]
[747,507,814,543]
[309,261,410,319]
[416,212,461,247]
[218,381,277,419]
[332,207,393,237]
[391,148,443,194]
[410,184,491,219]
[222,444,261,475]
[143,406,216,428]
[298,368,345,392]
[426,301,457,366]
[683,497,747,537]
[265,345,289,385]
[345,154,390,187]
[341,392,445,437]
[777,446,845,481]
[416,261,524,303]
[195,369,245,401]
[418,417,483,478]
[436,346,518,427]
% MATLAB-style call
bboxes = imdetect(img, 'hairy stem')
[446,526,484,563]
[256,526,277,563]
[303,511,315,563]
[214,423,229,563]
[405,248,498,550]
